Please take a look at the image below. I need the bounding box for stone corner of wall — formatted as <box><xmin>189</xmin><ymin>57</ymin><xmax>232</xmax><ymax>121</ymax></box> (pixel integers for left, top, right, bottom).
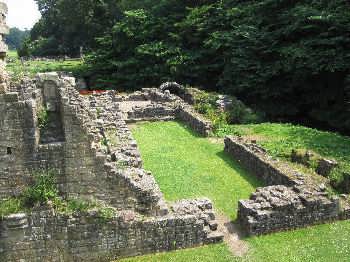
<box><xmin>224</xmin><ymin>135</ymin><xmax>342</xmax><ymax>236</ymax></box>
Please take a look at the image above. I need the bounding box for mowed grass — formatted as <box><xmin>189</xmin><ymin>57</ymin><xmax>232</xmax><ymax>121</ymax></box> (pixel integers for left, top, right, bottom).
<box><xmin>131</xmin><ymin>121</ymin><xmax>262</xmax><ymax>220</ymax></box>
<box><xmin>126</xmin><ymin>121</ymin><xmax>350</xmax><ymax>262</ymax></box>
<box><xmin>122</xmin><ymin>243</ymin><xmax>237</xmax><ymax>262</ymax></box>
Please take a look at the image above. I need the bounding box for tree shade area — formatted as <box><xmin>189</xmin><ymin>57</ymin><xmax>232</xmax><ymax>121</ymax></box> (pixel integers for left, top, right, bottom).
<box><xmin>19</xmin><ymin>0</ymin><xmax>350</xmax><ymax>133</ymax></box>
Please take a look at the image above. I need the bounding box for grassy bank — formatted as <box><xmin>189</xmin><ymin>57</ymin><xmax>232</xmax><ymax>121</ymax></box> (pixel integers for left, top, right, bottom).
<box><xmin>217</xmin><ymin>123</ymin><xmax>350</xmax><ymax>193</ymax></box>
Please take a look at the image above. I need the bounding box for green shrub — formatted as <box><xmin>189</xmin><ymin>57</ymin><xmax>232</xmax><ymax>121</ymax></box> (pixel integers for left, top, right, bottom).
<box><xmin>97</xmin><ymin>207</ymin><xmax>115</xmax><ymax>221</ymax></box>
<box><xmin>192</xmin><ymin>89</ymin><xmax>261</xmax><ymax>131</ymax></box>
<box><xmin>0</xmin><ymin>198</ymin><xmax>24</xmax><ymax>219</ymax></box>
<box><xmin>22</xmin><ymin>170</ymin><xmax>59</xmax><ymax>207</ymax></box>
<box><xmin>37</xmin><ymin>107</ymin><xmax>49</xmax><ymax>129</ymax></box>
<box><xmin>226</xmin><ymin>98</ymin><xmax>263</xmax><ymax>125</ymax></box>
<box><xmin>330</xmin><ymin>170</ymin><xmax>350</xmax><ymax>194</ymax></box>
<box><xmin>67</xmin><ymin>199</ymin><xmax>92</xmax><ymax>213</ymax></box>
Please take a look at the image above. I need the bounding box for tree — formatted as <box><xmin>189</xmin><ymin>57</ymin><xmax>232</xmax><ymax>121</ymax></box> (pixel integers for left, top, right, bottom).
<box><xmin>5</xmin><ymin>28</ymin><xmax>30</xmax><ymax>50</ymax></box>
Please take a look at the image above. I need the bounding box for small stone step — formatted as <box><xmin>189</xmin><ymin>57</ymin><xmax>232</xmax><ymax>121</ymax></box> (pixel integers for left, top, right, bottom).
<box><xmin>205</xmin><ymin>231</ymin><xmax>224</xmax><ymax>244</ymax></box>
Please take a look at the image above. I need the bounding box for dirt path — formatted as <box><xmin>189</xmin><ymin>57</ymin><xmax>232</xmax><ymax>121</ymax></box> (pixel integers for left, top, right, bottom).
<box><xmin>216</xmin><ymin>214</ymin><xmax>249</xmax><ymax>257</ymax></box>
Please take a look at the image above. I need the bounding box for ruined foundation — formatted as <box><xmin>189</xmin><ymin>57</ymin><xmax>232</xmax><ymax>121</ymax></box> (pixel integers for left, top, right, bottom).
<box><xmin>225</xmin><ymin>136</ymin><xmax>341</xmax><ymax>235</ymax></box>
<box><xmin>0</xmin><ymin>73</ymin><xmax>223</xmax><ymax>261</ymax></box>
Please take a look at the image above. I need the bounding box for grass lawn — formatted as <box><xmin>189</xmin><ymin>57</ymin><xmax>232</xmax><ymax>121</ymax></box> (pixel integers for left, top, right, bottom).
<box><xmin>131</xmin><ymin>121</ymin><xmax>262</xmax><ymax>220</ymax></box>
<box><xmin>126</xmin><ymin>121</ymin><xmax>350</xmax><ymax>262</ymax></box>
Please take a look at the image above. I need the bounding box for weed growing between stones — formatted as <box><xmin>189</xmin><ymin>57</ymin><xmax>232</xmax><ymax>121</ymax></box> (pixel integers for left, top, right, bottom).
<box><xmin>192</xmin><ymin>89</ymin><xmax>263</xmax><ymax>131</ymax></box>
<box><xmin>37</xmin><ymin>107</ymin><xmax>50</xmax><ymax>129</ymax></box>
<box><xmin>23</xmin><ymin>169</ymin><xmax>59</xmax><ymax>206</ymax></box>
<box><xmin>100</xmin><ymin>137</ymin><xmax>109</xmax><ymax>147</ymax></box>
<box><xmin>116</xmin><ymin>160</ymin><xmax>129</xmax><ymax>170</ymax></box>
<box><xmin>106</xmin><ymin>129</ymin><xmax>119</xmax><ymax>146</ymax></box>
<box><xmin>0</xmin><ymin>198</ymin><xmax>25</xmax><ymax>219</ymax></box>
<box><xmin>0</xmin><ymin>169</ymin><xmax>116</xmax><ymax>219</ymax></box>
<box><xmin>0</xmin><ymin>169</ymin><xmax>57</xmax><ymax>218</ymax></box>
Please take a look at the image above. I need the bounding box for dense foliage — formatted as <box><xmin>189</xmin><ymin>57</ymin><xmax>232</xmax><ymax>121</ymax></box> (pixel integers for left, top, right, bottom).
<box><xmin>18</xmin><ymin>0</ymin><xmax>123</xmax><ymax>57</ymax></box>
<box><xmin>5</xmin><ymin>28</ymin><xmax>30</xmax><ymax>50</ymax></box>
<box><xmin>23</xmin><ymin>0</ymin><xmax>350</xmax><ymax>133</ymax></box>
<box><xmin>87</xmin><ymin>0</ymin><xmax>350</xmax><ymax>133</ymax></box>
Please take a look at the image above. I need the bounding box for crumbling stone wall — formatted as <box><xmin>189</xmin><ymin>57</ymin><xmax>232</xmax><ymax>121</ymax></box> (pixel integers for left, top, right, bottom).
<box><xmin>0</xmin><ymin>92</ymin><xmax>37</xmax><ymax>199</ymax></box>
<box><xmin>225</xmin><ymin>136</ymin><xmax>341</xmax><ymax>235</ymax></box>
<box><xmin>0</xmin><ymin>199</ymin><xmax>222</xmax><ymax>262</ymax></box>
<box><xmin>238</xmin><ymin>185</ymin><xmax>339</xmax><ymax>235</ymax></box>
<box><xmin>177</xmin><ymin>105</ymin><xmax>213</xmax><ymax>137</ymax></box>
<box><xmin>0</xmin><ymin>73</ymin><xmax>223</xmax><ymax>260</ymax></box>
<box><xmin>117</xmin><ymin>87</ymin><xmax>213</xmax><ymax>137</ymax></box>
<box><xmin>224</xmin><ymin>136</ymin><xmax>302</xmax><ymax>186</ymax></box>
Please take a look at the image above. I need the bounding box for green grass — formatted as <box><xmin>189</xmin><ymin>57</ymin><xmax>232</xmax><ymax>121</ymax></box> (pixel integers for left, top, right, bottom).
<box><xmin>126</xmin><ymin>120</ymin><xmax>350</xmax><ymax>262</ymax></box>
<box><xmin>6</xmin><ymin>50</ymin><xmax>85</xmax><ymax>82</ymax></box>
<box><xmin>132</xmin><ymin>121</ymin><xmax>262</xmax><ymax>219</ymax></box>
<box><xmin>122</xmin><ymin>243</ymin><xmax>237</xmax><ymax>262</ymax></box>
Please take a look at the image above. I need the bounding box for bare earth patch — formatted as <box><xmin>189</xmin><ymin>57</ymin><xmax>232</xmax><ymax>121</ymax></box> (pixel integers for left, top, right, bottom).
<box><xmin>216</xmin><ymin>213</ymin><xmax>249</xmax><ymax>257</ymax></box>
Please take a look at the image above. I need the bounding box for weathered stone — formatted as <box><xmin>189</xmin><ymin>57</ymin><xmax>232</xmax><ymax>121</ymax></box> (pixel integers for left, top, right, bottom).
<box><xmin>225</xmin><ymin>136</ymin><xmax>341</xmax><ymax>236</ymax></box>
<box><xmin>0</xmin><ymin>73</ymin><xmax>223</xmax><ymax>261</ymax></box>
<box><xmin>316</xmin><ymin>158</ymin><xmax>338</xmax><ymax>177</ymax></box>
<box><xmin>115</xmin><ymin>87</ymin><xmax>213</xmax><ymax>137</ymax></box>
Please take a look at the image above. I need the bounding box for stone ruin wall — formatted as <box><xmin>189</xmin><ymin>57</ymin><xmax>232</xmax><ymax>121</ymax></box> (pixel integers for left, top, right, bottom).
<box><xmin>116</xmin><ymin>87</ymin><xmax>213</xmax><ymax>137</ymax></box>
<box><xmin>0</xmin><ymin>73</ymin><xmax>223</xmax><ymax>261</ymax></box>
<box><xmin>224</xmin><ymin>136</ymin><xmax>342</xmax><ymax>235</ymax></box>
<box><xmin>1</xmin><ymin>199</ymin><xmax>222</xmax><ymax>262</ymax></box>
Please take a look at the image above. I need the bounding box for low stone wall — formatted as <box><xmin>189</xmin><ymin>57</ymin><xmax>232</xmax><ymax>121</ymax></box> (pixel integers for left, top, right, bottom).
<box><xmin>0</xmin><ymin>199</ymin><xmax>222</xmax><ymax>262</ymax></box>
<box><xmin>224</xmin><ymin>136</ymin><xmax>341</xmax><ymax>235</ymax></box>
<box><xmin>224</xmin><ymin>136</ymin><xmax>302</xmax><ymax>186</ymax></box>
<box><xmin>238</xmin><ymin>185</ymin><xmax>339</xmax><ymax>235</ymax></box>
<box><xmin>116</xmin><ymin>87</ymin><xmax>213</xmax><ymax>137</ymax></box>
<box><xmin>177</xmin><ymin>106</ymin><xmax>213</xmax><ymax>137</ymax></box>
<box><xmin>126</xmin><ymin>103</ymin><xmax>176</xmax><ymax>123</ymax></box>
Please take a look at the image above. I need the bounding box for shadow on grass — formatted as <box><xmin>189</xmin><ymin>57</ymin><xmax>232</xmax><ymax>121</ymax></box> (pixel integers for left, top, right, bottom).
<box><xmin>216</xmin><ymin>150</ymin><xmax>264</xmax><ymax>189</ymax></box>
<box><xmin>175</xmin><ymin>120</ymin><xmax>204</xmax><ymax>138</ymax></box>
<box><xmin>175</xmin><ymin>120</ymin><xmax>264</xmax><ymax>189</ymax></box>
